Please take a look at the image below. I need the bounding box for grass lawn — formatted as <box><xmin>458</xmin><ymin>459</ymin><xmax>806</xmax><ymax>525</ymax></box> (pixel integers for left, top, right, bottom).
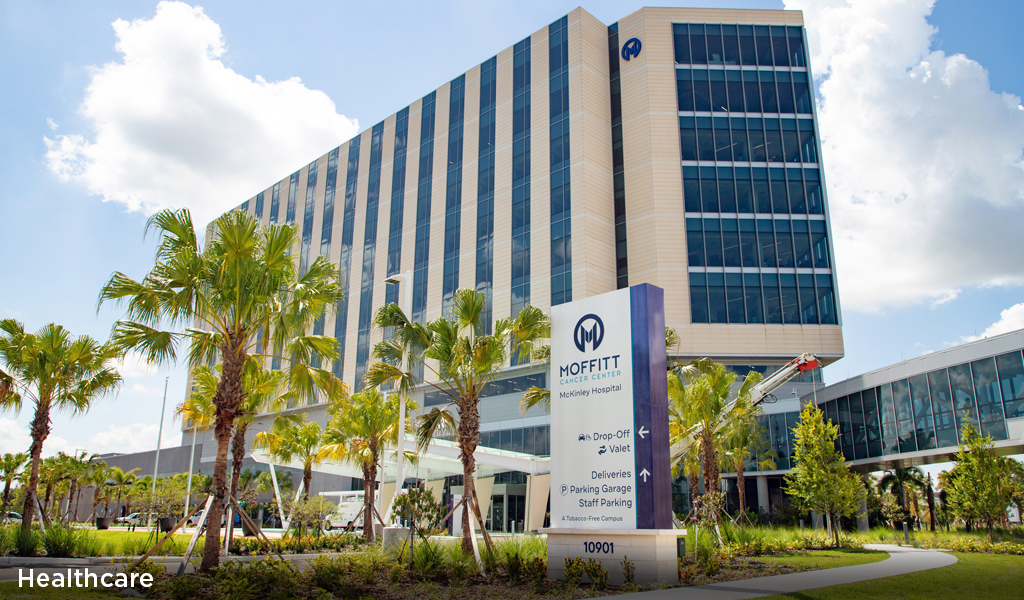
<box><xmin>755</xmin><ymin>549</ymin><xmax>887</xmax><ymax>570</ymax></box>
<box><xmin>761</xmin><ymin>552</ymin><xmax>1024</xmax><ymax>600</ymax></box>
<box><xmin>77</xmin><ymin>529</ymin><xmax>204</xmax><ymax>557</ymax></box>
<box><xmin>0</xmin><ymin>582</ymin><xmax>121</xmax><ymax>599</ymax></box>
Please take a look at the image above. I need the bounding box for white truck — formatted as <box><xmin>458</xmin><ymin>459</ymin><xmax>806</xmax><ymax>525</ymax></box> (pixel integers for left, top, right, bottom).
<box><xmin>322</xmin><ymin>491</ymin><xmax>366</xmax><ymax>531</ymax></box>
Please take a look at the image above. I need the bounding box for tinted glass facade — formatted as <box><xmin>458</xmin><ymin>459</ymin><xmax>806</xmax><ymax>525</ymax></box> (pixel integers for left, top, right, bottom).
<box><xmin>674</xmin><ymin>23</ymin><xmax>837</xmax><ymax>326</ymax></box>
<box><xmin>510</xmin><ymin>37</ymin><xmax>532</xmax><ymax>320</ymax></box>
<box><xmin>817</xmin><ymin>347</ymin><xmax>1024</xmax><ymax>460</ymax></box>
<box><xmin>549</xmin><ymin>16</ymin><xmax>572</xmax><ymax>306</ymax></box>
<box><xmin>476</xmin><ymin>58</ymin><xmax>497</xmax><ymax>330</ymax></box>
<box><xmin>354</xmin><ymin>123</ymin><xmax>386</xmax><ymax>388</ymax></box>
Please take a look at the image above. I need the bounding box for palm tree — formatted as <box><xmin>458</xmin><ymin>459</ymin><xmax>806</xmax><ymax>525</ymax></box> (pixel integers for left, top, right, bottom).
<box><xmin>668</xmin><ymin>370</ymin><xmax>703</xmax><ymax>508</ymax></box>
<box><xmin>320</xmin><ymin>388</ymin><xmax>416</xmax><ymax>544</ymax></box>
<box><xmin>719</xmin><ymin>394</ymin><xmax>775</xmax><ymax>524</ymax></box>
<box><xmin>253</xmin><ymin>416</ymin><xmax>332</xmax><ymax>504</ymax></box>
<box><xmin>107</xmin><ymin>466</ymin><xmax>141</xmax><ymax>518</ymax></box>
<box><xmin>84</xmin><ymin>460</ymin><xmax>109</xmax><ymax>521</ymax></box>
<box><xmin>670</xmin><ymin>358</ymin><xmax>762</xmax><ymax>523</ymax></box>
<box><xmin>99</xmin><ymin>208</ymin><xmax>345</xmax><ymax>571</ymax></box>
<box><xmin>367</xmin><ymin>288</ymin><xmax>548</xmax><ymax>554</ymax></box>
<box><xmin>878</xmin><ymin>466</ymin><xmax>926</xmax><ymax>526</ymax></box>
<box><xmin>0</xmin><ymin>320</ymin><xmax>122</xmax><ymax>533</ymax></box>
<box><xmin>59</xmin><ymin>451</ymin><xmax>100</xmax><ymax>524</ymax></box>
<box><xmin>0</xmin><ymin>452</ymin><xmax>28</xmax><ymax>514</ymax></box>
<box><xmin>186</xmin><ymin>361</ymin><xmax>296</xmax><ymax>508</ymax></box>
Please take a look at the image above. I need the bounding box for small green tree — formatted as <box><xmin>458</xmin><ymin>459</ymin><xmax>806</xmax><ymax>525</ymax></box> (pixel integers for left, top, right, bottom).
<box><xmin>946</xmin><ymin>422</ymin><xmax>1014</xmax><ymax>540</ymax></box>
<box><xmin>784</xmin><ymin>404</ymin><xmax>864</xmax><ymax>546</ymax></box>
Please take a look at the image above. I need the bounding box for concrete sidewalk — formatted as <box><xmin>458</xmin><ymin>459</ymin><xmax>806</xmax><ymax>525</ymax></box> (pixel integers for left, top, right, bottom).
<box><xmin>616</xmin><ymin>545</ymin><xmax>958</xmax><ymax>599</ymax></box>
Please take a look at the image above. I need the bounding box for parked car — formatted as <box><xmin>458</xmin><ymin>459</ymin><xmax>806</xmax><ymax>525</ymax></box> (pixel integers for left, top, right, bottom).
<box><xmin>1</xmin><ymin>511</ymin><xmax>22</xmax><ymax>525</ymax></box>
<box><xmin>324</xmin><ymin>492</ymin><xmax>365</xmax><ymax>531</ymax></box>
<box><xmin>119</xmin><ymin>513</ymin><xmax>148</xmax><ymax>526</ymax></box>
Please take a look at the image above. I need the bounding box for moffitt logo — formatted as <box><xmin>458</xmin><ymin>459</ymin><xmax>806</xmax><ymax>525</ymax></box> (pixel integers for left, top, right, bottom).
<box><xmin>621</xmin><ymin>37</ymin><xmax>642</xmax><ymax>61</ymax></box>
<box><xmin>574</xmin><ymin>314</ymin><xmax>604</xmax><ymax>352</ymax></box>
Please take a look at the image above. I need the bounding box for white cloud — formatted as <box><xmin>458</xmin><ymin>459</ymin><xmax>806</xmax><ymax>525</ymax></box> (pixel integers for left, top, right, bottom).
<box><xmin>88</xmin><ymin>423</ymin><xmax>177</xmax><ymax>454</ymax></box>
<box><xmin>786</xmin><ymin>0</ymin><xmax>1024</xmax><ymax>312</ymax></box>
<box><xmin>115</xmin><ymin>351</ymin><xmax>159</xmax><ymax>379</ymax></box>
<box><xmin>44</xmin><ymin>1</ymin><xmax>358</xmax><ymax>227</ymax></box>
<box><xmin>0</xmin><ymin>418</ymin><xmax>74</xmax><ymax>457</ymax></box>
<box><xmin>45</xmin><ymin>118</ymin><xmax>58</xmax><ymax>131</ymax></box>
<box><xmin>961</xmin><ymin>302</ymin><xmax>1024</xmax><ymax>343</ymax></box>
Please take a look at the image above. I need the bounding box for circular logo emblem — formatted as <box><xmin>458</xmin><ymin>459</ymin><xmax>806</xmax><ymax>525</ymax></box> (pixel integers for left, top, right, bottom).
<box><xmin>621</xmin><ymin>37</ymin><xmax>642</xmax><ymax>61</ymax></box>
<box><xmin>573</xmin><ymin>313</ymin><xmax>605</xmax><ymax>353</ymax></box>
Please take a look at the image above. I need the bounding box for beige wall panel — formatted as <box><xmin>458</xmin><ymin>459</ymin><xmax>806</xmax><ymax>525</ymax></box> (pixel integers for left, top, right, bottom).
<box><xmin>491</xmin><ymin>47</ymin><xmax>515</xmax><ymax>321</ymax></box>
<box><xmin>672</xmin><ymin>324</ymin><xmax>843</xmax><ymax>363</ymax></box>
<box><xmin>424</xmin><ymin>84</ymin><xmax>451</xmax><ymax>323</ymax></box>
<box><xmin>529</xmin><ymin>28</ymin><xmax>552</xmax><ymax>313</ymax></box>
<box><xmin>572</xmin><ymin>9</ymin><xmax>617</xmax><ymax>300</ymax></box>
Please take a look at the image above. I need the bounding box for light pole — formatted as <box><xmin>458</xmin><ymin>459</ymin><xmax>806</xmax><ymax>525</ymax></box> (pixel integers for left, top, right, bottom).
<box><xmin>382</xmin><ymin>270</ymin><xmax>412</xmax><ymax>523</ymax></box>
<box><xmin>149</xmin><ymin>376</ymin><xmax>169</xmax><ymax>528</ymax></box>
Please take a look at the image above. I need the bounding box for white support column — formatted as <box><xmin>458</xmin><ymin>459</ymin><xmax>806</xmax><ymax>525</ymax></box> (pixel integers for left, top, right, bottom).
<box><xmin>756</xmin><ymin>475</ymin><xmax>770</xmax><ymax>514</ymax></box>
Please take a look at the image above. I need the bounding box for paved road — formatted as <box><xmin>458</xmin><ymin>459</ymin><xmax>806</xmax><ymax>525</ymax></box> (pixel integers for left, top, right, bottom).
<box><xmin>616</xmin><ymin>545</ymin><xmax>958</xmax><ymax>599</ymax></box>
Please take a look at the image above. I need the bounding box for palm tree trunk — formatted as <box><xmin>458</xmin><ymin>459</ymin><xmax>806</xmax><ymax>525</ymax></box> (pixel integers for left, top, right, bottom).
<box><xmin>700</xmin><ymin>432</ymin><xmax>720</xmax><ymax>507</ymax></box>
<box><xmin>302</xmin><ymin>465</ymin><xmax>312</xmax><ymax>503</ymax></box>
<box><xmin>2</xmin><ymin>481</ymin><xmax>12</xmax><ymax>513</ymax></box>
<box><xmin>736</xmin><ymin>469</ymin><xmax>747</xmax><ymax>525</ymax></box>
<box><xmin>66</xmin><ymin>481</ymin><xmax>78</xmax><ymax>524</ymax></box>
<box><xmin>364</xmin><ymin>460</ymin><xmax>377</xmax><ymax>544</ymax></box>
<box><xmin>199</xmin><ymin>340</ymin><xmax>246</xmax><ymax>573</ymax></box>
<box><xmin>21</xmin><ymin>403</ymin><xmax>51</xmax><ymax>535</ymax></box>
<box><xmin>457</xmin><ymin>401</ymin><xmax>493</xmax><ymax>554</ymax></box>
<box><xmin>229</xmin><ymin>423</ymin><xmax>248</xmax><ymax>503</ymax></box>
<box><xmin>926</xmin><ymin>485</ymin><xmax>935</xmax><ymax>532</ymax></box>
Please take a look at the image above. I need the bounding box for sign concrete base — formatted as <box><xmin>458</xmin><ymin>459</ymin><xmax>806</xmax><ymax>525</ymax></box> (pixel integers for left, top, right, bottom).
<box><xmin>544</xmin><ymin>528</ymin><xmax>684</xmax><ymax>587</ymax></box>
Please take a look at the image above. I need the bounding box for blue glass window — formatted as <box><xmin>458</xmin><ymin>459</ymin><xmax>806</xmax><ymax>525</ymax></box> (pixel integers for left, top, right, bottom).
<box><xmin>707</xmin><ymin>273</ymin><xmax>726</xmax><ymax>323</ymax></box>
<box><xmin>996</xmin><ymin>351</ymin><xmax>1024</xmax><ymax>418</ymax></box>
<box><xmin>442</xmin><ymin>75</ymin><xmax>466</xmax><ymax>314</ymax></box>
<box><xmin>476</xmin><ymin>58</ymin><xmax>497</xmax><ymax>328</ymax></box>
<box><xmin>332</xmin><ymin>136</ymin><xmax>361</xmax><ymax>376</ymax></box>
<box><xmin>948</xmin><ymin>363</ymin><xmax>980</xmax><ymax>434</ymax></box>
<box><xmin>909</xmin><ymin>374</ymin><xmax>937</xmax><ymax>451</ymax></box>
<box><xmin>254</xmin><ymin>192</ymin><xmax>264</xmax><ymax>221</ymax></box>
<box><xmin>689</xmin><ymin>272</ymin><xmax>708</xmax><ymax>323</ymax></box>
<box><xmin>354</xmin><ymin>122</ymin><xmax>385</xmax><ymax>387</ymax></box>
<box><xmin>286</xmin><ymin>171</ymin><xmax>299</xmax><ymax>224</ymax></box>
<box><xmin>412</xmin><ymin>91</ymin><xmax>436</xmax><ymax>326</ymax></box>
<box><xmin>269</xmin><ymin>182</ymin><xmax>281</xmax><ymax>224</ymax></box>
<box><xmin>510</xmin><ymin>36</ymin><xmax>532</xmax><ymax>322</ymax></box>
<box><xmin>971</xmin><ymin>357</ymin><xmax>1007</xmax><ymax>440</ymax></box>
<box><xmin>550</xmin><ymin>16</ymin><xmax>572</xmax><ymax>306</ymax></box>
<box><xmin>299</xmin><ymin>159</ymin><xmax>319</xmax><ymax>274</ymax></box>
<box><xmin>927</xmin><ymin>369</ymin><xmax>958</xmax><ymax>447</ymax></box>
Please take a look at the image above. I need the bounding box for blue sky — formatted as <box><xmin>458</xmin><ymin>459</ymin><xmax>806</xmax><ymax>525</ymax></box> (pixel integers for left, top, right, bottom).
<box><xmin>1</xmin><ymin>0</ymin><xmax>1023</xmax><ymax>458</ymax></box>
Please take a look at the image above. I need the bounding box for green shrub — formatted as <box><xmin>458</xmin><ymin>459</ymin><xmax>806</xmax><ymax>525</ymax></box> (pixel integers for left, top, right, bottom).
<box><xmin>103</xmin><ymin>540</ymin><xmax>117</xmax><ymax>557</ymax></box>
<box><xmin>162</xmin><ymin>574</ymin><xmax>206</xmax><ymax>600</ymax></box>
<box><xmin>120</xmin><ymin>535</ymin><xmax>149</xmax><ymax>557</ymax></box>
<box><xmin>14</xmin><ymin>527</ymin><xmax>40</xmax><ymax>557</ymax></box>
<box><xmin>0</xmin><ymin>525</ymin><xmax>12</xmax><ymax>555</ymax></box>
<box><xmin>76</xmin><ymin>531</ymin><xmax>103</xmax><ymax>557</ymax></box>
<box><xmin>621</xmin><ymin>555</ymin><xmax>635</xmax><ymax>584</ymax></box>
<box><xmin>584</xmin><ymin>558</ymin><xmax>609</xmax><ymax>589</ymax></box>
<box><xmin>215</xmin><ymin>559</ymin><xmax>301</xmax><ymax>600</ymax></box>
<box><xmin>527</xmin><ymin>555</ymin><xmax>547</xmax><ymax>583</ymax></box>
<box><xmin>307</xmin><ymin>554</ymin><xmax>356</xmax><ymax>592</ymax></box>
<box><xmin>563</xmin><ymin>556</ymin><xmax>585</xmax><ymax>586</ymax></box>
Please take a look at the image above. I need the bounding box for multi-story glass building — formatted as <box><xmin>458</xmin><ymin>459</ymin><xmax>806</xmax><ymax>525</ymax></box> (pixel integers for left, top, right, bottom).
<box><xmin>178</xmin><ymin>7</ymin><xmax>845</xmax><ymax>531</ymax></box>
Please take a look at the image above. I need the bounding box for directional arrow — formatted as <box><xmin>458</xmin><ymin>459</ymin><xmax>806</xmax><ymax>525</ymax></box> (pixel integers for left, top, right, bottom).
<box><xmin>637</xmin><ymin>426</ymin><xmax>649</xmax><ymax>440</ymax></box>
<box><xmin>639</xmin><ymin>468</ymin><xmax>651</xmax><ymax>482</ymax></box>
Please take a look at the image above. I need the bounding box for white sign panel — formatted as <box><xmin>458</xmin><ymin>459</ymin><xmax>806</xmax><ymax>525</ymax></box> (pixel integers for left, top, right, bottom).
<box><xmin>549</xmin><ymin>288</ymin><xmax>637</xmax><ymax>528</ymax></box>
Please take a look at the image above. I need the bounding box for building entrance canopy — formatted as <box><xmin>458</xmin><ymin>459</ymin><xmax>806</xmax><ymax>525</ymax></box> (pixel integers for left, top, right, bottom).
<box><xmin>249</xmin><ymin>436</ymin><xmax>551</xmax><ymax>483</ymax></box>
